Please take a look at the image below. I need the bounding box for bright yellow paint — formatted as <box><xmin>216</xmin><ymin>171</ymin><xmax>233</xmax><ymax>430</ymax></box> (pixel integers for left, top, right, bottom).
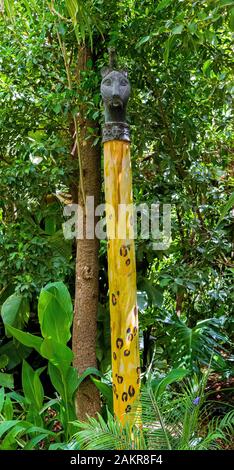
<box><xmin>104</xmin><ymin>140</ymin><xmax>140</xmax><ymax>423</ymax></box>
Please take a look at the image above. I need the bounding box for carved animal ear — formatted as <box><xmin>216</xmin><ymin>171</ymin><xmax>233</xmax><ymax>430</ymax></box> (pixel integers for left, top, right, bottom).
<box><xmin>120</xmin><ymin>69</ymin><xmax>128</xmax><ymax>78</ymax></box>
<box><xmin>101</xmin><ymin>67</ymin><xmax>111</xmax><ymax>78</ymax></box>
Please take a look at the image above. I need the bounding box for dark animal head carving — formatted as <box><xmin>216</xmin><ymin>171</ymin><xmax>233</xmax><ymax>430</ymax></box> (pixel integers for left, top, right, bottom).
<box><xmin>101</xmin><ymin>69</ymin><xmax>130</xmax><ymax>123</ymax></box>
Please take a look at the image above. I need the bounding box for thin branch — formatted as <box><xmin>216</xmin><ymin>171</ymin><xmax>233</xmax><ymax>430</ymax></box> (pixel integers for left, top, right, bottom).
<box><xmin>56</xmin><ymin>28</ymin><xmax>86</xmax><ymax>207</ymax></box>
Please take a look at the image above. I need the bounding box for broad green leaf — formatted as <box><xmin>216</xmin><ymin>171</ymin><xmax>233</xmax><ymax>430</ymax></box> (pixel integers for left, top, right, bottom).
<box><xmin>38</xmin><ymin>282</ymin><xmax>73</xmax><ymax>344</ymax></box>
<box><xmin>138</xmin><ymin>278</ymin><xmax>163</xmax><ymax>307</ymax></box>
<box><xmin>48</xmin><ymin>362</ymin><xmax>66</xmax><ymax>399</ymax></box>
<box><xmin>3</xmin><ymin>395</ymin><xmax>13</xmax><ymax>420</ymax></box>
<box><xmin>0</xmin><ymin>420</ymin><xmax>20</xmax><ymax>439</ymax></box>
<box><xmin>77</xmin><ymin>367</ymin><xmax>102</xmax><ymax>390</ymax></box>
<box><xmin>7</xmin><ymin>390</ymin><xmax>26</xmax><ymax>405</ymax></box>
<box><xmin>6</xmin><ymin>325</ymin><xmax>43</xmax><ymax>354</ymax></box>
<box><xmin>66</xmin><ymin>367</ymin><xmax>79</xmax><ymax>397</ymax></box>
<box><xmin>48</xmin><ymin>363</ymin><xmax>78</xmax><ymax>403</ymax></box>
<box><xmin>40</xmin><ymin>398</ymin><xmax>59</xmax><ymax>415</ymax></box>
<box><xmin>152</xmin><ymin>368</ymin><xmax>188</xmax><ymax>398</ymax></box>
<box><xmin>0</xmin><ymin>422</ymin><xmax>54</xmax><ymax>450</ymax></box>
<box><xmin>0</xmin><ymin>354</ymin><xmax>8</xmax><ymax>369</ymax></box>
<box><xmin>33</xmin><ymin>371</ymin><xmax>45</xmax><ymax>410</ymax></box>
<box><xmin>0</xmin><ymin>340</ymin><xmax>31</xmax><ymax>370</ymax></box>
<box><xmin>40</xmin><ymin>338</ymin><xmax>73</xmax><ymax>367</ymax></box>
<box><xmin>1</xmin><ymin>293</ymin><xmax>29</xmax><ymax>335</ymax></box>
<box><xmin>0</xmin><ymin>372</ymin><xmax>14</xmax><ymax>389</ymax></box>
<box><xmin>23</xmin><ymin>433</ymin><xmax>51</xmax><ymax>450</ymax></box>
<box><xmin>22</xmin><ymin>361</ymin><xmax>44</xmax><ymax>410</ymax></box>
<box><xmin>91</xmin><ymin>378</ymin><xmax>113</xmax><ymax>413</ymax></box>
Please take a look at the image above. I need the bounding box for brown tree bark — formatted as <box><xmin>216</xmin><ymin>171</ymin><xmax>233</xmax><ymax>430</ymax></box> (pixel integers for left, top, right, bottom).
<box><xmin>72</xmin><ymin>46</ymin><xmax>101</xmax><ymax>420</ymax></box>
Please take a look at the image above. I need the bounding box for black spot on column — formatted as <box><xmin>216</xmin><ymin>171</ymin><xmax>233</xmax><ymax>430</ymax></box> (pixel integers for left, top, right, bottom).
<box><xmin>117</xmin><ymin>376</ymin><xmax>123</xmax><ymax>384</ymax></box>
<box><xmin>124</xmin><ymin>349</ymin><xmax>130</xmax><ymax>356</ymax></box>
<box><xmin>128</xmin><ymin>385</ymin><xmax>135</xmax><ymax>397</ymax></box>
<box><xmin>116</xmin><ymin>338</ymin><xmax>123</xmax><ymax>349</ymax></box>
<box><xmin>120</xmin><ymin>245</ymin><xmax>128</xmax><ymax>257</ymax></box>
<box><xmin>122</xmin><ymin>392</ymin><xmax>128</xmax><ymax>402</ymax></box>
<box><xmin>112</xmin><ymin>294</ymin><xmax>117</xmax><ymax>305</ymax></box>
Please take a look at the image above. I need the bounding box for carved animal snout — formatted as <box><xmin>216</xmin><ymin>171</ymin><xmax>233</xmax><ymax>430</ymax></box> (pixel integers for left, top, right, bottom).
<box><xmin>112</xmin><ymin>92</ymin><xmax>123</xmax><ymax>108</ymax></box>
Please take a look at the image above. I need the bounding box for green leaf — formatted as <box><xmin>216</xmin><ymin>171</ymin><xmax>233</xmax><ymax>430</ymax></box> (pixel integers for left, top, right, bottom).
<box><xmin>66</xmin><ymin>367</ymin><xmax>79</xmax><ymax>398</ymax></box>
<box><xmin>40</xmin><ymin>338</ymin><xmax>73</xmax><ymax>367</ymax></box>
<box><xmin>163</xmin><ymin>35</ymin><xmax>175</xmax><ymax>64</ymax></box>
<box><xmin>1</xmin><ymin>293</ymin><xmax>29</xmax><ymax>335</ymax></box>
<box><xmin>48</xmin><ymin>363</ymin><xmax>65</xmax><ymax>399</ymax></box>
<box><xmin>217</xmin><ymin>192</ymin><xmax>234</xmax><ymax>226</ymax></box>
<box><xmin>155</xmin><ymin>0</ymin><xmax>172</xmax><ymax>14</ymax></box>
<box><xmin>0</xmin><ymin>372</ymin><xmax>14</xmax><ymax>389</ymax></box>
<box><xmin>0</xmin><ymin>340</ymin><xmax>32</xmax><ymax>370</ymax></box>
<box><xmin>152</xmin><ymin>368</ymin><xmax>188</xmax><ymax>398</ymax></box>
<box><xmin>230</xmin><ymin>8</ymin><xmax>234</xmax><ymax>30</ymax></box>
<box><xmin>77</xmin><ymin>367</ymin><xmax>102</xmax><ymax>389</ymax></box>
<box><xmin>3</xmin><ymin>395</ymin><xmax>13</xmax><ymax>420</ymax></box>
<box><xmin>48</xmin><ymin>363</ymin><xmax>78</xmax><ymax>403</ymax></box>
<box><xmin>22</xmin><ymin>361</ymin><xmax>44</xmax><ymax>410</ymax></box>
<box><xmin>57</xmin><ymin>22</ymin><xmax>66</xmax><ymax>36</ymax></box>
<box><xmin>0</xmin><ymin>421</ymin><xmax>55</xmax><ymax>450</ymax></box>
<box><xmin>6</xmin><ymin>325</ymin><xmax>43</xmax><ymax>354</ymax></box>
<box><xmin>0</xmin><ymin>421</ymin><xmax>20</xmax><ymax>439</ymax></box>
<box><xmin>23</xmin><ymin>433</ymin><xmax>52</xmax><ymax>450</ymax></box>
<box><xmin>38</xmin><ymin>282</ymin><xmax>73</xmax><ymax>344</ymax></box>
<box><xmin>136</xmin><ymin>35</ymin><xmax>151</xmax><ymax>48</ymax></box>
<box><xmin>53</xmin><ymin>103</ymin><xmax>61</xmax><ymax>114</ymax></box>
<box><xmin>39</xmin><ymin>398</ymin><xmax>59</xmax><ymax>415</ymax></box>
<box><xmin>0</xmin><ymin>354</ymin><xmax>8</xmax><ymax>369</ymax></box>
<box><xmin>4</xmin><ymin>0</ymin><xmax>15</xmax><ymax>20</ymax></box>
<box><xmin>91</xmin><ymin>378</ymin><xmax>113</xmax><ymax>413</ymax></box>
<box><xmin>65</xmin><ymin>0</ymin><xmax>78</xmax><ymax>25</ymax></box>
<box><xmin>219</xmin><ymin>0</ymin><xmax>234</xmax><ymax>7</ymax></box>
<box><xmin>171</xmin><ymin>24</ymin><xmax>184</xmax><ymax>35</ymax></box>
<box><xmin>202</xmin><ymin>59</ymin><xmax>213</xmax><ymax>76</ymax></box>
<box><xmin>138</xmin><ymin>278</ymin><xmax>163</xmax><ymax>307</ymax></box>
<box><xmin>0</xmin><ymin>388</ymin><xmax>4</xmax><ymax>413</ymax></box>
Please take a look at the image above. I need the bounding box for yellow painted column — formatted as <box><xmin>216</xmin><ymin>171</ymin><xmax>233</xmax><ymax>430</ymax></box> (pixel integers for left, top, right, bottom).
<box><xmin>103</xmin><ymin>140</ymin><xmax>140</xmax><ymax>423</ymax></box>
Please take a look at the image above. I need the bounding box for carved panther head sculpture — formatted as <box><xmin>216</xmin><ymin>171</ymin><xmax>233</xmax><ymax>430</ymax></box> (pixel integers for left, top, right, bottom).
<box><xmin>101</xmin><ymin>68</ymin><xmax>130</xmax><ymax>123</ymax></box>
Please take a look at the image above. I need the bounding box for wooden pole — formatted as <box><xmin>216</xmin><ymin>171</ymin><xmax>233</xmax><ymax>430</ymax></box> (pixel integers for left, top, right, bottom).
<box><xmin>103</xmin><ymin>140</ymin><xmax>140</xmax><ymax>423</ymax></box>
<box><xmin>101</xmin><ymin>50</ymin><xmax>141</xmax><ymax>423</ymax></box>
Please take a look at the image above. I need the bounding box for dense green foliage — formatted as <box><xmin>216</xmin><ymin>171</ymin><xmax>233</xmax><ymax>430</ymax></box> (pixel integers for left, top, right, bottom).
<box><xmin>0</xmin><ymin>0</ymin><xmax>233</xmax><ymax>450</ymax></box>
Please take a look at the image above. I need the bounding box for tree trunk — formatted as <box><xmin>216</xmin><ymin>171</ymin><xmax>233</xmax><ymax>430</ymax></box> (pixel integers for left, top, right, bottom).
<box><xmin>72</xmin><ymin>46</ymin><xmax>101</xmax><ymax>420</ymax></box>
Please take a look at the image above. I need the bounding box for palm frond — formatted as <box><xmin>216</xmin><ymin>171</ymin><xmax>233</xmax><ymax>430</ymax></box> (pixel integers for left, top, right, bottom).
<box><xmin>71</xmin><ymin>373</ymin><xmax>233</xmax><ymax>451</ymax></box>
<box><xmin>72</xmin><ymin>411</ymin><xmax>146</xmax><ymax>450</ymax></box>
